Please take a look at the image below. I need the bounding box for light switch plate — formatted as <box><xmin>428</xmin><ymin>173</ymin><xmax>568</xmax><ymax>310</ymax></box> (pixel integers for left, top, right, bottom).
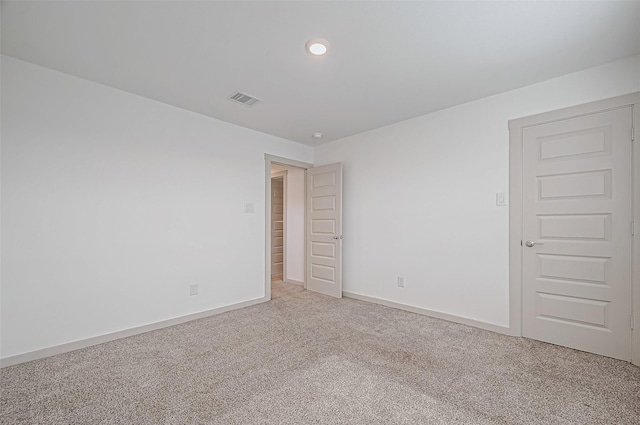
<box><xmin>496</xmin><ymin>192</ymin><xmax>507</xmax><ymax>207</ymax></box>
<box><xmin>244</xmin><ymin>203</ymin><xmax>254</xmax><ymax>213</ymax></box>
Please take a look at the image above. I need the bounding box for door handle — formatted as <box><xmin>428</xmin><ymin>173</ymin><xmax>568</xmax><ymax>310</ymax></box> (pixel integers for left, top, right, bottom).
<box><xmin>333</xmin><ymin>235</ymin><xmax>343</xmax><ymax>240</ymax></box>
<box><xmin>524</xmin><ymin>240</ymin><xmax>544</xmax><ymax>247</ymax></box>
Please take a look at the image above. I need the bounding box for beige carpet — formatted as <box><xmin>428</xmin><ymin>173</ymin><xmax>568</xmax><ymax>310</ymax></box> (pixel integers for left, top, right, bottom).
<box><xmin>1</xmin><ymin>281</ymin><xmax>639</xmax><ymax>424</ymax></box>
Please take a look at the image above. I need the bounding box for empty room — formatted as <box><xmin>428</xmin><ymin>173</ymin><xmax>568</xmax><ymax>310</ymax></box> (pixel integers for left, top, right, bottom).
<box><xmin>1</xmin><ymin>1</ymin><xmax>640</xmax><ymax>424</ymax></box>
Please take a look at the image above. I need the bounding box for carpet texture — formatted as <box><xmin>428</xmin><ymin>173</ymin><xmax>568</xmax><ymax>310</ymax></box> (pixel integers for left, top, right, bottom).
<box><xmin>1</xmin><ymin>281</ymin><xmax>639</xmax><ymax>424</ymax></box>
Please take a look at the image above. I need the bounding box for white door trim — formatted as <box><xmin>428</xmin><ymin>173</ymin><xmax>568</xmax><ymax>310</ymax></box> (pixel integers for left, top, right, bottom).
<box><xmin>264</xmin><ymin>154</ymin><xmax>313</xmax><ymax>300</ymax></box>
<box><xmin>508</xmin><ymin>92</ymin><xmax>640</xmax><ymax>365</ymax></box>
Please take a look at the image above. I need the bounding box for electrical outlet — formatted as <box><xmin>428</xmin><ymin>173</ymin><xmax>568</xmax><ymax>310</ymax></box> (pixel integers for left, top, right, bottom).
<box><xmin>190</xmin><ymin>284</ymin><xmax>199</xmax><ymax>296</ymax></box>
<box><xmin>397</xmin><ymin>277</ymin><xmax>405</xmax><ymax>288</ymax></box>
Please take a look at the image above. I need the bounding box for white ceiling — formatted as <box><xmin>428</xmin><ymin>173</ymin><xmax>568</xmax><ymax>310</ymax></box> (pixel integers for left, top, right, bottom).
<box><xmin>3</xmin><ymin>1</ymin><xmax>640</xmax><ymax>146</ymax></box>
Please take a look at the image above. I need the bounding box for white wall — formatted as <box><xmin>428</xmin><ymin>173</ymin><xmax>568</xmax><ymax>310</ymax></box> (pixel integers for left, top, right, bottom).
<box><xmin>315</xmin><ymin>54</ymin><xmax>640</xmax><ymax>328</ymax></box>
<box><xmin>0</xmin><ymin>56</ymin><xmax>313</xmax><ymax>359</ymax></box>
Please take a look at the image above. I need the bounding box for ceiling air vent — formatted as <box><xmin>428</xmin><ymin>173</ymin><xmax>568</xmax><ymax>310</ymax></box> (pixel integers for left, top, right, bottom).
<box><xmin>228</xmin><ymin>91</ymin><xmax>262</xmax><ymax>107</ymax></box>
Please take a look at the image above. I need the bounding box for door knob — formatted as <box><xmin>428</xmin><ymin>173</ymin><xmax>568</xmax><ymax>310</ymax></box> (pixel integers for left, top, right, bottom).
<box><xmin>525</xmin><ymin>240</ymin><xmax>544</xmax><ymax>247</ymax></box>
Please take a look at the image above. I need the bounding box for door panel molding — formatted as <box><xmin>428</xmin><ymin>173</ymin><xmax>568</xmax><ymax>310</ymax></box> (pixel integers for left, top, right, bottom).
<box><xmin>509</xmin><ymin>92</ymin><xmax>640</xmax><ymax>365</ymax></box>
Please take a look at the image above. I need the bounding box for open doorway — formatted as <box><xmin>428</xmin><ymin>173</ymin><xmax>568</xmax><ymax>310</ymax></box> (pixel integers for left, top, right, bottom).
<box><xmin>270</xmin><ymin>171</ymin><xmax>285</xmax><ymax>283</ymax></box>
<box><xmin>270</xmin><ymin>164</ymin><xmax>305</xmax><ymax>298</ymax></box>
<box><xmin>265</xmin><ymin>155</ymin><xmax>312</xmax><ymax>300</ymax></box>
<box><xmin>270</xmin><ymin>163</ymin><xmax>305</xmax><ymax>286</ymax></box>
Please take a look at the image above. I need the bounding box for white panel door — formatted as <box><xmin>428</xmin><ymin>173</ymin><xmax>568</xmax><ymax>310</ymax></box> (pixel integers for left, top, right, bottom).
<box><xmin>522</xmin><ymin>107</ymin><xmax>633</xmax><ymax>360</ymax></box>
<box><xmin>306</xmin><ymin>163</ymin><xmax>342</xmax><ymax>298</ymax></box>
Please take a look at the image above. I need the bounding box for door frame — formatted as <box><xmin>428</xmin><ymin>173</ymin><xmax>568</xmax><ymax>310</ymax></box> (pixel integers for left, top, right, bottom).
<box><xmin>264</xmin><ymin>154</ymin><xmax>313</xmax><ymax>300</ymax></box>
<box><xmin>508</xmin><ymin>92</ymin><xmax>640</xmax><ymax>366</ymax></box>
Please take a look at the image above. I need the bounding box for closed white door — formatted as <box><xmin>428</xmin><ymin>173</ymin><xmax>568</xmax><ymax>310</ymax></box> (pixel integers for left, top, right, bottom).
<box><xmin>522</xmin><ymin>107</ymin><xmax>633</xmax><ymax>360</ymax></box>
<box><xmin>306</xmin><ymin>163</ymin><xmax>342</xmax><ymax>298</ymax></box>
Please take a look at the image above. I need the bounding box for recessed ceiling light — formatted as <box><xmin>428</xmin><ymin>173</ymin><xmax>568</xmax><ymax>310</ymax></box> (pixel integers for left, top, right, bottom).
<box><xmin>313</xmin><ymin>132</ymin><xmax>323</xmax><ymax>139</ymax></box>
<box><xmin>305</xmin><ymin>38</ymin><xmax>330</xmax><ymax>56</ymax></box>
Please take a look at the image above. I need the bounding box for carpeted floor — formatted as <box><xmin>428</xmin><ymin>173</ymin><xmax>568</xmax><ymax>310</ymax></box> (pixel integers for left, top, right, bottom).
<box><xmin>1</xmin><ymin>281</ymin><xmax>639</xmax><ymax>424</ymax></box>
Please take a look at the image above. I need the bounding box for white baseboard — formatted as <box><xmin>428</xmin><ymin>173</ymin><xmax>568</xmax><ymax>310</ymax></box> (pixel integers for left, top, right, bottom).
<box><xmin>283</xmin><ymin>278</ymin><xmax>304</xmax><ymax>286</ymax></box>
<box><xmin>342</xmin><ymin>291</ymin><xmax>515</xmax><ymax>336</ymax></box>
<box><xmin>0</xmin><ymin>296</ymin><xmax>269</xmax><ymax>368</ymax></box>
